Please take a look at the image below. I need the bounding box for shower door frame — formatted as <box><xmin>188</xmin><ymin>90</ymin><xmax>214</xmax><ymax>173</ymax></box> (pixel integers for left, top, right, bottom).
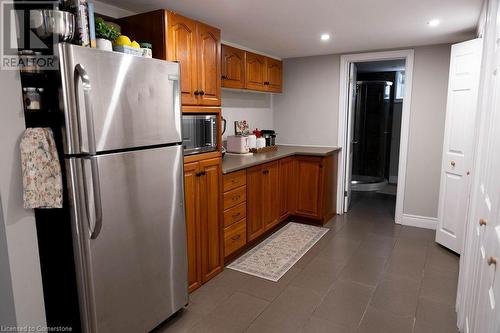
<box><xmin>337</xmin><ymin>49</ymin><xmax>415</xmax><ymax>225</ymax></box>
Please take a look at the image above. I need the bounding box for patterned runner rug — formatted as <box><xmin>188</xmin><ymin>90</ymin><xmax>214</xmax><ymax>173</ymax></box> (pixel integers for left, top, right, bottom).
<box><xmin>227</xmin><ymin>222</ymin><xmax>329</xmax><ymax>282</ymax></box>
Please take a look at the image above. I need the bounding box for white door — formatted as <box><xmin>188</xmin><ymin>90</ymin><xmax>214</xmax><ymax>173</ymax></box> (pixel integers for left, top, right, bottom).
<box><xmin>344</xmin><ymin>63</ymin><xmax>357</xmax><ymax>211</ymax></box>
<box><xmin>436</xmin><ymin>38</ymin><xmax>483</xmax><ymax>254</ymax></box>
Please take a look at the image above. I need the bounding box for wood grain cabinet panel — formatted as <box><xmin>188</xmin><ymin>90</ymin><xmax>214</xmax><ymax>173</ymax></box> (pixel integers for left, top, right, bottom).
<box><xmin>196</xmin><ymin>23</ymin><xmax>221</xmax><ymax>106</ymax></box>
<box><xmin>265</xmin><ymin>57</ymin><xmax>283</xmax><ymax>93</ymax></box>
<box><xmin>224</xmin><ymin>219</ymin><xmax>247</xmax><ymax>257</ymax></box>
<box><xmin>261</xmin><ymin>161</ymin><xmax>280</xmax><ymax>229</ymax></box>
<box><xmin>183</xmin><ymin>162</ymin><xmax>201</xmax><ymax>292</ymax></box>
<box><xmin>223</xmin><ymin>202</ymin><xmax>246</xmax><ymax>228</ymax></box>
<box><xmin>166</xmin><ymin>12</ymin><xmax>199</xmax><ymax>105</ymax></box>
<box><xmin>245</xmin><ymin>52</ymin><xmax>267</xmax><ymax>91</ymax></box>
<box><xmin>223</xmin><ymin>186</ymin><xmax>247</xmax><ymax>210</ymax></box>
<box><xmin>295</xmin><ymin>157</ymin><xmax>324</xmax><ymax>219</ymax></box>
<box><xmin>246</xmin><ymin>165</ymin><xmax>265</xmax><ymax>241</ymax></box>
<box><xmin>182</xmin><ymin>158</ymin><xmax>222</xmax><ymax>292</ymax></box>
<box><xmin>222</xmin><ymin>45</ymin><xmax>245</xmax><ymax>89</ymax></box>
<box><xmin>198</xmin><ymin>158</ymin><xmax>223</xmax><ymax>283</ymax></box>
<box><xmin>278</xmin><ymin>157</ymin><xmax>297</xmax><ymax>219</ymax></box>
<box><xmin>223</xmin><ymin>169</ymin><xmax>246</xmax><ymax>192</ymax></box>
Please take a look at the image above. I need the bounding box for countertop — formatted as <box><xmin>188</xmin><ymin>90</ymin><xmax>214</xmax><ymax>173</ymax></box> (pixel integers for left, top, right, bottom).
<box><xmin>222</xmin><ymin>145</ymin><xmax>341</xmax><ymax>174</ymax></box>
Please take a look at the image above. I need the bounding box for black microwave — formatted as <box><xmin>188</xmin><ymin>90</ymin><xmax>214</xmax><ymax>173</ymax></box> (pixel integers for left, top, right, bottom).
<box><xmin>182</xmin><ymin>114</ymin><xmax>218</xmax><ymax>155</ymax></box>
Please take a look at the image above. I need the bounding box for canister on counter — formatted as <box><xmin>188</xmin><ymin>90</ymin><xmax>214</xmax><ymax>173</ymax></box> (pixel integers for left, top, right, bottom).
<box><xmin>22</xmin><ymin>87</ymin><xmax>44</xmax><ymax>111</ymax></box>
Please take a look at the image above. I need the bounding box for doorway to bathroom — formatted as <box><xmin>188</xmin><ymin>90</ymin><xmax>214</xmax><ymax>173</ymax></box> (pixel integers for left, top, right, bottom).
<box><xmin>337</xmin><ymin>50</ymin><xmax>414</xmax><ymax>224</ymax></box>
<box><xmin>351</xmin><ymin>61</ymin><xmax>404</xmax><ymax>196</ymax></box>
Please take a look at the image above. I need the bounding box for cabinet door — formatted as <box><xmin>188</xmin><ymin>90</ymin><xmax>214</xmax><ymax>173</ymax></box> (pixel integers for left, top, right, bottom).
<box><xmin>247</xmin><ymin>165</ymin><xmax>265</xmax><ymax>241</ymax></box>
<box><xmin>183</xmin><ymin>162</ymin><xmax>201</xmax><ymax>292</ymax></box>
<box><xmin>295</xmin><ymin>157</ymin><xmax>323</xmax><ymax>219</ymax></box>
<box><xmin>167</xmin><ymin>12</ymin><xmax>198</xmax><ymax>105</ymax></box>
<box><xmin>261</xmin><ymin>161</ymin><xmax>280</xmax><ymax>229</ymax></box>
<box><xmin>265</xmin><ymin>58</ymin><xmax>283</xmax><ymax>93</ymax></box>
<box><xmin>198</xmin><ymin>158</ymin><xmax>222</xmax><ymax>282</ymax></box>
<box><xmin>222</xmin><ymin>44</ymin><xmax>245</xmax><ymax>89</ymax></box>
<box><xmin>196</xmin><ymin>23</ymin><xmax>221</xmax><ymax>106</ymax></box>
<box><xmin>245</xmin><ymin>52</ymin><xmax>266</xmax><ymax>91</ymax></box>
<box><xmin>279</xmin><ymin>157</ymin><xmax>297</xmax><ymax>219</ymax></box>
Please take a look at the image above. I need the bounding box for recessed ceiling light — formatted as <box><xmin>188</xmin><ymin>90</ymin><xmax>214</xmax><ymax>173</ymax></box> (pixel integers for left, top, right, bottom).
<box><xmin>428</xmin><ymin>19</ymin><xmax>440</xmax><ymax>27</ymax></box>
<box><xmin>320</xmin><ymin>34</ymin><xmax>330</xmax><ymax>41</ymax></box>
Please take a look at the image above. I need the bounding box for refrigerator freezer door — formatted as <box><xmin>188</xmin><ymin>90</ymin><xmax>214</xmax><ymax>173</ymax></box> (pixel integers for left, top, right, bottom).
<box><xmin>59</xmin><ymin>43</ymin><xmax>182</xmax><ymax>154</ymax></box>
<box><xmin>67</xmin><ymin>145</ymin><xmax>188</xmax><ymax>333</ymax></box>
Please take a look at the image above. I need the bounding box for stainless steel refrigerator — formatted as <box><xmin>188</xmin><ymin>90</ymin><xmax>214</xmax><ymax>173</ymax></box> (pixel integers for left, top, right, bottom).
<box><xmin>58</xmin><ymin>43</ymin><xmax>188</xmax><ymax>333</ymax></box>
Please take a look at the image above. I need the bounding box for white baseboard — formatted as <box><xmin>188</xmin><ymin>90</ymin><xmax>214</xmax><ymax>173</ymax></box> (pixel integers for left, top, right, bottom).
<box><xmin>400</xmin><ymin>214</ymin><xmax>438</xmax><ymax>230</ymax></box>
<box><xmin>389</xmin><ymin>176</ymin><xmax>398</xmax><ymax>184</ymax></box>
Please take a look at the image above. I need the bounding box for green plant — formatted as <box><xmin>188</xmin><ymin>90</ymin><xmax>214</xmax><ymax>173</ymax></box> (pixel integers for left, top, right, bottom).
<box><xmin>95</xmin><ymin>17</ymin><xmax>120</xmax><ymax>42</ymax></box>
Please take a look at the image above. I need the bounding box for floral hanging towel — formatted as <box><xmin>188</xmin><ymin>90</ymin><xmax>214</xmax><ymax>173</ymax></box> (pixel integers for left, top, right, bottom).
<box><xmin>20</xmin><ymin>128</ymin><xmax>63</xmax><ymax>209</ymax></box>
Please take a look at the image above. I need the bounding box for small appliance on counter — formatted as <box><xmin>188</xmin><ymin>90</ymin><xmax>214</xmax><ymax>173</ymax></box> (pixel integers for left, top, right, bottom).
<box><xmin>261</xmin><ymin>130</ymin><xmax>277</xmax><ymax>146</ymax></box>
<box><xmin>227</xmin><ymin>135</ymin><xmax>250</xmax><ymax>154</ymax></box>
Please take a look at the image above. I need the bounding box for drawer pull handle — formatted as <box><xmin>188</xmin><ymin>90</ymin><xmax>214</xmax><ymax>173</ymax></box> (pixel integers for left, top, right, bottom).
<box><xmin>231</xmin><ymin>235</ymin><xmax>241</xmax><ymax>241</ymax></box>
<box><xmin>232</xmin><ymin>213</ymin><xmax>241</xmax><ymax>218</ymax></box>
<box><xmin>232</xmin><ymin>195</ymin><xmax>240</xmax><ymax>201</ymax></box>
<box><xmin>479</xmin><ymin>218</ymin><xmax>487</xmax><ymax>226</ymax></box>
<box><xmin>263</xmin><ymin>170</ymin><xmax>269</xmax><ymax>174</ymax></box>
<box><xmin>231</xmin><ymin>179</ymin><xmax>238</xmax><ymax>183</ymax></box>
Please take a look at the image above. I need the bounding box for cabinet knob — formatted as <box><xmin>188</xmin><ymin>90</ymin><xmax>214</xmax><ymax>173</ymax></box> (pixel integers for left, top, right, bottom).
<box><xmin>479</xmin><ymin>218</ymin><xmax>488</xmax><ymax>226</ymax></box>
<box><xmin>487</xmin><ymin>256</ymin><xmax>497</xmax><ymax>266</ymax></box>
<box><xmin>451</xmin><ymin>161</ymin><xmax>456</xmax><ymax>167</ymax></box>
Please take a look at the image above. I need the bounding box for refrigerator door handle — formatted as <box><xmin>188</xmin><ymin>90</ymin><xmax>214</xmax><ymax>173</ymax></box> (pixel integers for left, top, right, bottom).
<box><xmin>169</xmin><ymin>74</ymin><xmax>182</xmax><ymax>139</ymax></box>
<box><xmin>75</xmin><ymin>64</ymin><xmax>97</xmax><ymax>155</ymax></box>
<box><xmin>82</xmin><ymin>157</ymin><xmax>103</xmax><ymax>239</ymax></box>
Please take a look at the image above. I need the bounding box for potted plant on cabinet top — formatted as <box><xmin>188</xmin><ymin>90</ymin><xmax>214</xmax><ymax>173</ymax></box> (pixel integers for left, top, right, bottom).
<box><xmin>95</xmin><ymin>17</ymin><xmax>119</xmax><ymax>51</ymax></box>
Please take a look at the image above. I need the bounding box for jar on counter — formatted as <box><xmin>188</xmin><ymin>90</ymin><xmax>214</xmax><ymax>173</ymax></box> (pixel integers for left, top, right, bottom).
<box><xmin>23</xmin><ymin>87</ymin><xmax>44</xmax><ymax>111</ymax></box>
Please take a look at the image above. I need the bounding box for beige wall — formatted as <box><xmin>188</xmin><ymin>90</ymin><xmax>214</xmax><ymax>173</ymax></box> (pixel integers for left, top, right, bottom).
<box><xmin>274</xmin><ymin>54</ymin><xmax>341</xmax><ymax>146</ymax></box>
<box><xmin>274</xmin><ymin>43</ymin><xmax>451</xmax><ymax>218</ymax></box>
<box><xmin>404</xmin><ymin>44</ymin><xmax>450</xmax><ymax>217</ymax></box>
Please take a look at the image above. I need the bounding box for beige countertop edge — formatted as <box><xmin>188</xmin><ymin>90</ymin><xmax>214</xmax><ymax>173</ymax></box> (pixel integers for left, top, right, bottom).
<box><xmin>221</xmin><ymin>145</ymin><xmax>341</xmax><ymax>174</ymax></box>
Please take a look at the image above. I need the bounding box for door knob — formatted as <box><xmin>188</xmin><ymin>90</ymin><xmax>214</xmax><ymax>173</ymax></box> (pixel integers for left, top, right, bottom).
<box><xmin>479</xmin><ymin>218</ymin><xmax>488</xmax><ymax>226</ymax></box>
<box><xmin>487</xmin><ymin>256</ymin><xmax>497</xmax><ymax>266</ymax></box>
<box><xmin>451</xmin><ymin>161</ymin><xmax>456</xmax><ymax>167</ymax></box>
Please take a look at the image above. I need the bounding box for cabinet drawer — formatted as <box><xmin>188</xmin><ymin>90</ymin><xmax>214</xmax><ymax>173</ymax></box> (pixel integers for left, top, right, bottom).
<box><xmin>223</xmin><ymin>186</ymin><xmax>247</xmax><ymax>210</ymax></box>
<box><xmin>223</xmin><ymin>170</ymin><xmax>247</xmax><ymax>192</ymax></box>
<box><xmin>223</xmin><ymin>202</ymin><xmax>246</xmax><ymax>228</ymax></box>
<box><xmin>224</xmin><ymin>218</ymin><xmax>247</xmax><ymax>257</ymax></box>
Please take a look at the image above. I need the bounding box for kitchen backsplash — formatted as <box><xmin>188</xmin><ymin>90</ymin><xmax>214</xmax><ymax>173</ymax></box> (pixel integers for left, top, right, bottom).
<box><xmin>221</xmin><ymin>90</ymin><xmax>274</xmax><ymax>139</ymax></box>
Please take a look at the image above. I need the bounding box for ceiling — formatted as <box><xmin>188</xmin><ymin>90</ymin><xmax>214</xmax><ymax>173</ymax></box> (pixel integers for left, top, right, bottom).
<box><xmin>356</xmin><ymin>60</ymin><xmax>406</xmax><ymax>73</ymax></box>
<box><xmin>102</xmin><ymin>0</ymin><xmax>484</xmax><ymax>59</ymax></box>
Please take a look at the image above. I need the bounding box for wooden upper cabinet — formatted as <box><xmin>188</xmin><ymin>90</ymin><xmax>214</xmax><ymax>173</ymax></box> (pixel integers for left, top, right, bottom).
<box><xmin>119</xmin><ymin>10</ymin><xmax>221</xmax><ymax>106</ymax></box>
<box><xmin>196</xmin><ymin>23</ymin><xmax>221</xmax><ymax>106</ymax></box>
<box><xmin>245</xmin><ymin>52</ymin><xmax>267</xmax><ymax>91</ymax></box>
<box><xmin>265</xmin><ymin>58</ymin><xmax>283</xmax><ymax>93</ymax></box>
<box><xmin>221</xmin><ymin>45</ymin><xmax>245</xmax><ymax>89</ymax></box>
<box><xmin>167</xmin><ymin>12</ymin><xmax>199</xmax><ymax>105</ymax></box>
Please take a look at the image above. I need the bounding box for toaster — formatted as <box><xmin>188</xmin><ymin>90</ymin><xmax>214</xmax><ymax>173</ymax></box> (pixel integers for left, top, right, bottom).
<box><xmin>227</xmin><ymin>135</ymin><xmax>250</xmax><ymax>153</ymax></box>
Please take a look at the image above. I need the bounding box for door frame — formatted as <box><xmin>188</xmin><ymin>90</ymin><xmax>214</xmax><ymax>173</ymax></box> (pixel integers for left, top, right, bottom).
<box><xmin>337</xmin><ymin>49</ymin><xmax>415</xmax><ymax>224</ymax></box>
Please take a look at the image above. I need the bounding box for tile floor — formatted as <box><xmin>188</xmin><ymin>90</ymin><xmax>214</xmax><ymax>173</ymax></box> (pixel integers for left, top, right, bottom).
<box><xmin>155</xmin><ymin>192</ymin><xmax>460</xmax><ymax>333</ymax></box>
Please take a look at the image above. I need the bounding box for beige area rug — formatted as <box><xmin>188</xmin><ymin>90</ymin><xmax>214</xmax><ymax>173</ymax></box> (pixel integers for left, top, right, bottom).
<box><xmin>227</xmin><ymin>222</ymin><xmax>329</xmax><ymax>282</ymax></box>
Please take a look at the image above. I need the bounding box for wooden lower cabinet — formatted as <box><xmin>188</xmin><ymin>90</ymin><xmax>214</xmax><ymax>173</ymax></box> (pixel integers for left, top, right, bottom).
<box><xmin>295</xmin><ymin>155</ymin><xmax>337</xmax><ymax>221</ymax></box>
<box><xmin>184</xmin><ymin>158</ymin><xmax>222</xmax><ymax>292</ymax></box>
<box><xmin>278</xmin><ymin>157</ymin><xmax>297</xmax><ymax>219</ymax></box>
<box><xmin>247</xmin><ymin>161</ymin><xmax>280</xmax><ymax>241</ymax></box>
